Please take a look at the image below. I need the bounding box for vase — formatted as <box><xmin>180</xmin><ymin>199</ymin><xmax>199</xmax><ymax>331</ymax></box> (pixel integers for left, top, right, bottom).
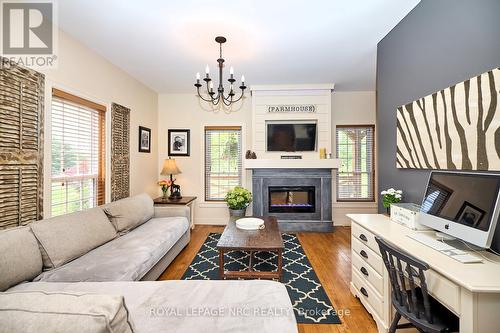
<box><xmin>386</xmin><ymin>206</ymin><xmax>391</xmax><ymax>217</ymax></box>
<box><xmin>229</xmin><ymin>208</ymin><xmax>247</xmax><ymax>217</ymax></box>
<box><xmin>162</xmin><ymin>187</ymin><xmax>169</xmax><ymax>200</ymax></box>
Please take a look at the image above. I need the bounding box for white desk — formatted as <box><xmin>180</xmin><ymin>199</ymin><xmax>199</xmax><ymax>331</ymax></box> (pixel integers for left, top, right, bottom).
<box><xmin>348</xmin><ymin>214</ymin><xmax>500</xmax><ymax>333</ymax></box>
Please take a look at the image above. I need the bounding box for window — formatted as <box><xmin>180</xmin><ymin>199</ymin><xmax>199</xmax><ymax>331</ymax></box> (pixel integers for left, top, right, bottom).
<box><xmin>336</xmin><ymin>125</ymin><xmax>374</xmax><ymax>202</ymax></box>
<box><xmin>50</xmin><ymin>89</ymin><xmax>106</xmax><ymax>216</ymax></box>
<box><xmin>205</xmin><ymin>126</ymin><xmax>242</xmax><ymax>201</ymax></box>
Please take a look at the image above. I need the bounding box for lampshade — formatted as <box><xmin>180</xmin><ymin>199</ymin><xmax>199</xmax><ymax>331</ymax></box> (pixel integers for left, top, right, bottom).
<box><xmin>160</xmin><ymin>158</ymin><xmax>182</xmax><ymax>175</ymax></box>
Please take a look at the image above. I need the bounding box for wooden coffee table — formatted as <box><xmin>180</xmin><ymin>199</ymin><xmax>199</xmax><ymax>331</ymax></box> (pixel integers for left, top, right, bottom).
<box><xmin>217</xmin><ymin>216</ymin><xmax>284</xmax><ymax>281</ymax></box>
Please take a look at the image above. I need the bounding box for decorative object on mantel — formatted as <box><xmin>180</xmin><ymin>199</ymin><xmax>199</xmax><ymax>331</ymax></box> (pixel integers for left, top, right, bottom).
<box><xmin>381</xmin><ymin>188</ymin><xmax>402</xmax><ymax>216</ymax></box>
<box><xmin>168</xmin><ymin>129</ymin><xmax>190</xmax><ymax>156</ymax></box>
<box><xmin>319</xmin><ymin>148</ymin><xmax>326</xmax><ymax>159</ymax></box>
<box><xmin>138</xmin><ymin>126</ymin><xmax>151</xmax><ymax>153</ymax></box>
<box><xmin>245</xmin><ymin>150</ymin><xmax>257</xmax><ymax>159</ymax></box>
<box><xmin>396</xmin><ymin>67</ymin><xmax>499</xmax><ymax>171</ymax></box>
<box><xmin>160</xmin><ymin>158</ymin><xmax>182</xmax><ymax>199</ymax></box>
<box><xmin>194</xmin><ymin>36</ymin><xmax>247</xmax><ymax>107</ymax></box>
<box><xmin>224</xmin><ymin>186</ymin><xmax>252</xmax><ymax>217</ymax></box>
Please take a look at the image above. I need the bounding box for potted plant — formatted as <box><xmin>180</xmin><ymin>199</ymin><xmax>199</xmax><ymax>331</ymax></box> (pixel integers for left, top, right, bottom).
<box><xmin>381</xmin><ymin>188</ymin><xmax>402</xmax><ymax>215</ymax></box>
<box><xmin>224</xmin><ymin>186</ymin><xmax>252</xmax><ymax>217</ymax></box>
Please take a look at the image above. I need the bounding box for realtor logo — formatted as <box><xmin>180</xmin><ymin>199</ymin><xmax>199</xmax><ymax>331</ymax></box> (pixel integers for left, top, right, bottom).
<box><xmin>1</xmin><ymin>0</ymin><xmax>57</xmax><ymax>68</ymax></box>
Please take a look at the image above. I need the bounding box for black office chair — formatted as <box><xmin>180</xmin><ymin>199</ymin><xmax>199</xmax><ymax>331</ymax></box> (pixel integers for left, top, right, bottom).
<box><xmin>375</xmin><ymin>237</ymin><xmax>459</xmax><ymax>333</ymax></box>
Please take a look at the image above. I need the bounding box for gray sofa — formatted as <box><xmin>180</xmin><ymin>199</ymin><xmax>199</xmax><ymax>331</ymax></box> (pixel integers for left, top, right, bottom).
<box><xmin>0</xmin><ymin>193</ymin><xmax>297</xmax><ymax>333</ymax></box>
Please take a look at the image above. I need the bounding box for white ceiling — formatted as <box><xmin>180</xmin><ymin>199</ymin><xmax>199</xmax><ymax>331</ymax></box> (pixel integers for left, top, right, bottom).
<box><xmin>58</xmin><ymin>0</ymin><xmax>420</xmax><ymax>93</ymax></box>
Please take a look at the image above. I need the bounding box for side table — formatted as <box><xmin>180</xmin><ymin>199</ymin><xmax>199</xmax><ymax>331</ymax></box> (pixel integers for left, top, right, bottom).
<box><xmin>153</xmin><ymin>196</ymin><xmax>197</xmax><ymax>229</ymax></box>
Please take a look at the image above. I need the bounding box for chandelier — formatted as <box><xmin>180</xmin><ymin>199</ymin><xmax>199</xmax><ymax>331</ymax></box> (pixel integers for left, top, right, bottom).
<box><xmin>194</xmin><ymin>36</ymin><xmax>246</xmax><ymax>106</ymax></box>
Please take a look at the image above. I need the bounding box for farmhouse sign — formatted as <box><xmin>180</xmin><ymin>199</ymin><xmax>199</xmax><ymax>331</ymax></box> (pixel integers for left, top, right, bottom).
<box><xmin>267</xmin><ymin>104</ymin><xmax>316</xmax><ymax>113</ymax></box>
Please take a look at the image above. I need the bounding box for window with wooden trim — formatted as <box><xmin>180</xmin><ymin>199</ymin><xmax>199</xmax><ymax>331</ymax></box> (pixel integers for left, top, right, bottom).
<box><xmin>50</xmin><ymin>89</ymin><xmax>106</xmax><ymax>216</ymax></box>
<box><xmin>336</xmin><ymin>125</ymin><xmax>375</xmax><ymax>202</ymax></box>
<box><xmin>204</xmin><ymin>126</ymin><xmax>242</xmax><ymax>201</ymax></box>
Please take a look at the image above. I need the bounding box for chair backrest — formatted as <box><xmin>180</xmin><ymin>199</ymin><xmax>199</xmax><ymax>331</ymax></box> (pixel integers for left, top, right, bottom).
<box><xmin>375</xmin><ymin>237</ymin><xmax>433</xmax><ymax>323</ymax></box>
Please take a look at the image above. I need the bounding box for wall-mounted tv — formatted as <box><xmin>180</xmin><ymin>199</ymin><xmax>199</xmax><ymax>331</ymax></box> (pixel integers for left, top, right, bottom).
<box><xmin>267</xmin><ymin>122</ymin><xmax>317</xmax><ymax>152</ymax></box>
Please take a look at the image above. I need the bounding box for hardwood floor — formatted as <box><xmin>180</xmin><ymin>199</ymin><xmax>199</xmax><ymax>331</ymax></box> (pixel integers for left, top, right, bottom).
<box><xmin>159</xmin><ymin>225</ymin><xmax>380</xmax><ymax>333</ymax></box>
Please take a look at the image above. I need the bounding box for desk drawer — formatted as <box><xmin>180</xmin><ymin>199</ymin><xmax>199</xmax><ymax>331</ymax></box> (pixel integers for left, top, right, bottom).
<box><xmin>352</xmin><ymin>237</ymin><xmax>384</xmax><ymax>275</ymax></box>
<box><xmin>352</xmin><ymin>251</ymin><xmax>384</xmax><ymax>296</ymax></box>
<box><xmin>352</xmin><ymin>222</ymin><xmax>380</xmax><ymax>254</ymax></box>
<box><xmin>352</xmin><ymin>269</ymin><xmax>384</xmax><ymax>318</ymax></box>
<box><xmin>426</xmin><ymin>270</ymin><xmax>460</xmax><ymax>315</ymax></box>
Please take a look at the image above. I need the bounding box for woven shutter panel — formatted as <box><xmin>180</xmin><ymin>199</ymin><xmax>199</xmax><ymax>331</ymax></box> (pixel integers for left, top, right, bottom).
<box><xmin>111</xmin><ymin>103</ymin><xmax>130</xmax><ymax>201</ymax></box>
<box><xmin>0</xmin><ymin>58</ymin><xmax>44</xmax><ymax>229</ymax></box>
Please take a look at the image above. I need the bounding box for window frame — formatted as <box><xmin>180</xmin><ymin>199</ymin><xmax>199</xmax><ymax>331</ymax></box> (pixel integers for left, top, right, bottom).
<box><xmin>204</xmin><ymin>125</ymin><xmax>243</xmax><ymax>202</ymax></box>
<box><xmin>50</xmin><ymin>88</ymin><xmax>106</xmax><ymax>216</ymax></box>
<box><xmin>336</xmin><ymin>124</ymin><xmax>375</xmax><ymax>203</ymax></box>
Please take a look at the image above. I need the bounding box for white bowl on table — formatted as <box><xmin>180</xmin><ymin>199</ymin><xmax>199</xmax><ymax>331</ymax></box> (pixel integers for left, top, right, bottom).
<box><xmin>235</xmin><ymin>217</ymin><xmax>265</xmax><ymax>230</ymax></box>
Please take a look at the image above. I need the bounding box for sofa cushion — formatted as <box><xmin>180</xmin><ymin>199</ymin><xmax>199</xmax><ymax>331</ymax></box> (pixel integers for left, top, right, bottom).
<box><xmin>103</xmin><ymin>193</ymin><xmax>154</xmax><ymax>234</ymax></box>
<box><xmin>0</xmin><ymin>227</ymin><xmax>43</xmax><ymax>291</ymax></box>
<box><xmin>30</xmin><ymin>208</ymin><xmax>117</xmax><ymax>269</ymax></box>
<box><xmin>9</xmin><ymin>280</ymin><xmax>298</xmax><ymax>333</ymax></box>
<box><xmin>0</xmin><ymin>290</ymin><xmax>135</xmax><ymax>333</ymax></box>
<box><xmin>34</xmin><ymin>216</ymin><xmax>189</xmax><ymax>282</ymax></box>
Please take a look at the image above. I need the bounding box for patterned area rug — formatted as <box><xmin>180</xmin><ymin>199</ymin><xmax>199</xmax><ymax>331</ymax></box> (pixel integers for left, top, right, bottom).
<box><xmin>182</xmin><ymin>233</ymin><xmax>341</xmax><ymax>324</ymax></box>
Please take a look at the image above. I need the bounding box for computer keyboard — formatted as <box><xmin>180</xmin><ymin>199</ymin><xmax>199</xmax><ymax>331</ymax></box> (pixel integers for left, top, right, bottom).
<box><xmin>407</xmin><ymin>233</ymin><xmax>483</xmax><ymax>263</ymax></box>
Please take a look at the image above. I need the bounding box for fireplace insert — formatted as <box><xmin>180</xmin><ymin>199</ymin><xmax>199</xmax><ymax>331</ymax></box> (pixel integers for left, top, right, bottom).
<box><xmin>268</xmin><ymin>186</ymin><xmax>315</xmax><ymax>213</ymax></box>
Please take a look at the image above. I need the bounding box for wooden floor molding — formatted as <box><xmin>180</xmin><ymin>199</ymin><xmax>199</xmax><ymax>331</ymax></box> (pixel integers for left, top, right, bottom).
<box><xmin>159</xmin><ymin>225</ymin><xmax>391</xmax><ymax>333</ymax></box>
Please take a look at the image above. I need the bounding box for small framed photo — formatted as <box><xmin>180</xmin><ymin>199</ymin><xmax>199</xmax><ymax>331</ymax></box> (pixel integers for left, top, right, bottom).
<box><xmin>168</xmin><ymin>129</ymin><xmax>190</xmax><ymax>156</ymax></box>
<box><xmin>138</xmin><ymin>126</ymin><xmax>151</xmax><ymax>153</ymax></box>
<box><xmin>455</xmin><ymin>201</ymin><xmax>485</xmax><ymax>227</ymax></box>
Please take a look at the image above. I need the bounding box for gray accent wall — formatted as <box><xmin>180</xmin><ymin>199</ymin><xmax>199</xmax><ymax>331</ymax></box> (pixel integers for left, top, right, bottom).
<box><xmin>377</xmin><ymin>0</ymin><xmax>500</xmax><ymax>250</ymax></box>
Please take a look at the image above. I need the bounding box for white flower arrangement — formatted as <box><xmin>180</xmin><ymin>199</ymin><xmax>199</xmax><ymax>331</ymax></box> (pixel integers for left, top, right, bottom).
<box><xmin>381</xmin><ymin>188</ymin><xmax>403</xmax><ymax>208</ymax></box>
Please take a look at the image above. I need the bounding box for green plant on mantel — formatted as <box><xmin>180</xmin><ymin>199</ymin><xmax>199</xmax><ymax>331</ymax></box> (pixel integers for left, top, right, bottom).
<box><xmin>224</xmin><ymin>186</ymin><xmax>252</xmax><ymax>210</ymax></box>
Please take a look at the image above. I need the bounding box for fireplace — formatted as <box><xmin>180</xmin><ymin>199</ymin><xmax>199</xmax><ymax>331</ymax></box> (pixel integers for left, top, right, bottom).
<box><xmin>252</xmin><ymin>168</ymin><xmax>332</xmax><ymax>232</ymax></box>
<box><xmin>268</xmin><ymin>186</ymin><xmax>315</xmax><ymax>213</ymax></box>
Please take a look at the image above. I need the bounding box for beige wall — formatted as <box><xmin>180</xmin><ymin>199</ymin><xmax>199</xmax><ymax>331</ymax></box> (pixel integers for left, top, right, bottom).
<box><xmin>157</xmin><ymin>94</ymin><xmax>252</xmax><ymax>225</ymax></box>
<box><xmin>331</xmin><ymin>91</ymin><xmax>378</xmax><ymax>225</ymax></box>
<box><xmin>158</xmin><ymin>90</ymin><xmax>376</xmax><ymax>226</ymax></box>
<box><xmin>42</xmin><ymin>30</ymin><xmax>158</xmax><ymax>215</ymax></box>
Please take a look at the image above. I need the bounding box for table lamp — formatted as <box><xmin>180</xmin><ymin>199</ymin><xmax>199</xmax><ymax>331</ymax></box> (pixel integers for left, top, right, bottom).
<box><xmin>160</xmin><ymin>158</ymin><xmax>182</xmax><ymax>199</ymax></box>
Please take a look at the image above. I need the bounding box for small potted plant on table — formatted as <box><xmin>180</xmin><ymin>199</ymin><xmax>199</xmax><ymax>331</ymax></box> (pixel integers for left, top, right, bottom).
<box><xmin>381</xmin><ymin>188</ymin><xmax>402</xmax><ymax>216</ymax></box>
<box><xmin>224</xmin><ymin>186</ymin><xmax>252</xmax><ymax>217</ymax></box>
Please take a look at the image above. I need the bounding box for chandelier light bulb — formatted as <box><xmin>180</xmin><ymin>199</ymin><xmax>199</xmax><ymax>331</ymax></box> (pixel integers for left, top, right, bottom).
<box><xmin>241</xmin><ymin>75</ymin><xmax>245</xmax><ymax>83</ymax></box>
<box><xmin>230</xmin><ymin>66</ymin><xmax>234</xmax><ymax>75</ymax></box>
<box><xmin>205</xmin><ymin>65</ymin><xmax>210</xmax><ymax>74</ymax></box>
<box><xmin>196</xmin><ymin>72</ymin><xmax>200</xmax><ymax>80</ymax></box>
<box><xmin>209</xmin><ymin>81</ymin><xmax>214</xmax><ymax>89</ymax></box>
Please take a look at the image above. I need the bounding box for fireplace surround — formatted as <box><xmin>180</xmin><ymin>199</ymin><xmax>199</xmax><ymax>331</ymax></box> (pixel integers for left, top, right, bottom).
<box><xmin>252</xmin><ymin>168</ymin><xmax>332</xmax><ymax>232</ymax></box>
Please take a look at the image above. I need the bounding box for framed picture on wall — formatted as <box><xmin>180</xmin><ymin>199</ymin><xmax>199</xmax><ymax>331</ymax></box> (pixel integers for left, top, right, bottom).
<box><xmin>454</xmin><ymin>201</ymin><xmax>485</xmax><ymax>227</ymax></box>
<box><xmin>138</xmin><ymin>126</ymin><xmax>151</xmax><ymax>153</ymax></box>
<box><xmin>168</xmin><ymin>129</ymin><xmax>190</xmax><ymax>156</ymax></box>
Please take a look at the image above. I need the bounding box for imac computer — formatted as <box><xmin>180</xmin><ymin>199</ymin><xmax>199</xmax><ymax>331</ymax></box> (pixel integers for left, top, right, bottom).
<box><xmin>419</xmin><ymin>171</ymin><xmax>500</xmax><ymax>249</ymax></box>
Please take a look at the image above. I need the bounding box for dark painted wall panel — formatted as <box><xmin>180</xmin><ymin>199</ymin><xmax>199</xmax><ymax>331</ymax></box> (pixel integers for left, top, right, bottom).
<box><xmin>376</xmin><ymin>0</ymin><xmax>500</xmax><ymax>250</ymax></box>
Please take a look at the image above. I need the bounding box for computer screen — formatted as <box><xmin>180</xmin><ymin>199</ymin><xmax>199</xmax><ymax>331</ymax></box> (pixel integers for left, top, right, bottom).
<box><xmin>421</xmin><ymin>172</ymin><xmax>500</xmax><ymax>232</ymax></box>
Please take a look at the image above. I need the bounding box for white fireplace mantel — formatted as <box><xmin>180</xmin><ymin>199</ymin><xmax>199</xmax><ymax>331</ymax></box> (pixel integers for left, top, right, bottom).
<box><xmin>244</xmin><ymin>159</ymin><xmax>341</xmax><ymax>169</ymax></box>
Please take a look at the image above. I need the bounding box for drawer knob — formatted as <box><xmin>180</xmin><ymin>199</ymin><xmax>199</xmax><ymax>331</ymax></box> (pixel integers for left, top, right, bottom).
<box><xmin>360</xmin><ymin>267</ymin><xmax>369</xmax><ymax>277</ymax></box>
<box><xmin>360</xmin><ymin>287</ymin><xmax>369</xmax><ymax>298</ymax></box>
<box><xmin>359</xmin><ymin>234</ymin><xmax>368</xmax><ymax>242</ymax></box>
<box><xmin>360</xmin><ymin>250</ymin><xmax>368</xmax><ymax>259</ymax></box>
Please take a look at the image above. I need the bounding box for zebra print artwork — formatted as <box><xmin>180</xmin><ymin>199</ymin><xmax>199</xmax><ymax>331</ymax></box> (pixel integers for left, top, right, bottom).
<box><xmin>396</xmin><ymin>67</ymin><xmax>500</xmax><ymax>171</ymax></box>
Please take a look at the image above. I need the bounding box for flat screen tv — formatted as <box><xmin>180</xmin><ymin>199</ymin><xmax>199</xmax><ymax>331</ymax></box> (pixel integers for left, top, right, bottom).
<box><xmin>267</xmin><ymin>123</ymin><xmax>317</xmax><ymax>152</ymax></box>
